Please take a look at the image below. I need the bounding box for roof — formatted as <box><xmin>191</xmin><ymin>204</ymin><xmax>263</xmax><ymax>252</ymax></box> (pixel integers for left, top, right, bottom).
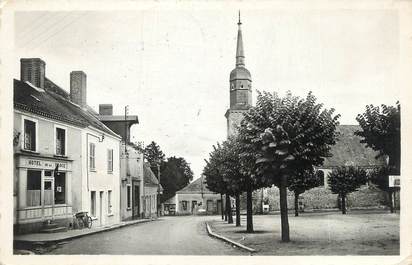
<box><xmin>321</xmin><ymin>125</ymin><xmax>386</xmax><ymax>168</ymax></box>
<box><xmin>230</xmin><ymin>66</ymin><xmax>251</xmax><ymax>81</ymax></box>
<box><xmin>176</xmin><ymin>177</ymin><xmax>217</xmax><ymax>194</ymax></box>
<box><xmin>14</xmin><ymin>79</ymin><xmax>120</xmax><ymax>138</ymax></box>
<box><xmin>143</xmin><ymin>163</ymin><xmax>162</xmax><ymax>190</ymax></box>
<box><xmin>99</xmin><ymin>115</ymin><xmax>139</xmax><ymax>123</ymax></box>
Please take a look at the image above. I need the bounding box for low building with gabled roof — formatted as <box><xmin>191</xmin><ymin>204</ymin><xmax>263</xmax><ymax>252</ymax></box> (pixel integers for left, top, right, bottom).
<box><xmin>163</xmin><ymin>176</ymin><xmax>224</xmax><ymax>216</ymax></box>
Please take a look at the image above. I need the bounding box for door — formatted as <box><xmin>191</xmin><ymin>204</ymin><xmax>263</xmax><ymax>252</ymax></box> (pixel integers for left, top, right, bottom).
<box><xmin>191</xmin><ymin>201</ymin><xmax>197</xmax><ymax>213</ymax></box>
<box><xmin>132</xmin><ymin>183</ymin><xmax>140</xmax><ymax>218</ymax></box>
<box><xmin>99</xmin><ymin>191</ymin><xmax>103</xmax><ymax>226</ymax></box>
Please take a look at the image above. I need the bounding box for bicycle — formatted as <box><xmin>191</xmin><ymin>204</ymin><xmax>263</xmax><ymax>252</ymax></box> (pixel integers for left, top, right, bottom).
<box><xmin>74</xmin><ymin>211</ymin><xmax>92</xmax><ymax>229</ymax></box>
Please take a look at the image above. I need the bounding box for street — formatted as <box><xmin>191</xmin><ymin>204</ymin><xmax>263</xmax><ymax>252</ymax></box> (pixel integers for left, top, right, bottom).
<box><xmin>48</xmin><ymin>216</ymin><xmax>246</xmax><ymax>255</ymax></box>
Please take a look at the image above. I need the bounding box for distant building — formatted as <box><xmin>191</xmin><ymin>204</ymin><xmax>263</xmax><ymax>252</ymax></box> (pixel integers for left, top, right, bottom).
<box><xmin>14</xmin><ymin>58</ymin><xmax>122</xmax><ymax>234</ymax></box>
<box><xmin>163</xmin><ymin>176</ymin><xmax>224</xmax><ymax>215</ymax></box>
<box><xmin>143</xmin><ymin>163</ymin><xmax>162</xmax><ymax>217</ymax></box>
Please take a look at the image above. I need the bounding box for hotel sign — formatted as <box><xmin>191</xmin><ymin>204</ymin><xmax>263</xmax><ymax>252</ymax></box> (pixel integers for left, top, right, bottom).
<box><xmin>20</xmin><ymin>158</ymin><xmax>70</xmax><ymax>171</ymax></box>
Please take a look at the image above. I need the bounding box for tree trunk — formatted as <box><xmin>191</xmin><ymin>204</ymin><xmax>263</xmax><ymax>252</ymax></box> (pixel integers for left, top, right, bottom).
<box><xmin>389</xmin><ymin>190</ymin><xmax>394</xmax><ymax>213</ymax></box>
<box><xmin>279</xmin><ymin>174</ymin><xmax>290</xmax><ymax>242</ymax></box>
<box><xmin>294</xmin><ymin>192</ymin><xmax>299</xmax><ymax>217</ymax></box>
<box><xmin>221</xmin><ymin>193</ymin><xmax>224</xmax><ymax>220</ymax></box>
<box><xmin>260</xmin><ymin>188</ymin><xmax>264</xmax><ymax>214</ymax></box>
<box><xmin>235</xmin><ymin>194</ymin><xmax>241</xmax><ymax>227</ymax></box>
<box><xmin>226</xmin><ymin>194</ymin><xmax>233</xmax><ymax>224</ymax></box>
<box><xmin>246</xmin><ymin>188</ymin><xmax>253</xmax><ymax>232</ymax></box>
<box><xmin>341</xmin><ymin>194</ymin><xmax>347</xmax><ymax>214</ymax></box>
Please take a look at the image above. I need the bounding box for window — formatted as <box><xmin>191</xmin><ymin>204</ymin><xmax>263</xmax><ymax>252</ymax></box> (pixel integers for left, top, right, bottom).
<box><xmin>107</xmin><ymin>149</ymin><xmax>113</xmax><ymax>173</ymax></box>
<box><xmin>91</xmin><ymin>191</ymin><xmax>96</xmax><ymax>216</ymax></box>
<box><xmin>55</xmin><ymin>172</ymin><xmax>66</xmax><ymax>204</ymax></box>
<box><xmin>318</xmin><ymin>170</ymin><xmax>325</xmax><ymax>187</ymax></box>
<box><xmin>56</xmin><ymin>127</ymin><xmax>66</xmax><ymax>155</ymax></box>
<box><xmin>182</xmin><ymin>200</ymin><xmax>187</xmax><ymax>211</ymax></box>
<box><xmin>26</xmin><ymin>170</ymin><xmax>41</xmax><ymax>206</ymax></box>
<box><xmin>89</xmin><ymin>143</ymin><xmax>95</xmax><ymax>170</ymax></box>
<box><xmin>127</xmin><ymin>185</ymin><xmax>131</xmax><ymax>209</ymax></box>
<box><xmin>108</xmin><ymin>190</ymin><xmax>112</xmax><ymax>214</ymax></box>
<box><xmin>24</xmin><ymin>119</ymin><xmax>36</xmax><ymax>151</ymax></box>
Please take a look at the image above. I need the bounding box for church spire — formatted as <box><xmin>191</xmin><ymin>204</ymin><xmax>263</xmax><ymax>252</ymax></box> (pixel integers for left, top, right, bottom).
<box><xmin>236</xmin><ymin>11</ymin><xmax>245</xmax><ymax>67</ymax></box>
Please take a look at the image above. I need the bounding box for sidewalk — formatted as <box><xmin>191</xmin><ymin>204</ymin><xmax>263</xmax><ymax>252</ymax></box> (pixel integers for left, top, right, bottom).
<box><xmin>14</xmin><ymin>218</ymin><xmax>158</xmax><ymax>245</ymax></box>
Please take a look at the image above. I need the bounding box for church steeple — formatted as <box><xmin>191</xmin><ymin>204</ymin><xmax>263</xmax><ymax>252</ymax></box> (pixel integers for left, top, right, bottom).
<box><xmin>236</xmin><ymin>11</ymin><xmax>245</xmax><ymax>67</ymax></box>
<box><xmin>225</xmin><ymin>11</ymin><xmax>252</xmax><ymax>137</ymax></box>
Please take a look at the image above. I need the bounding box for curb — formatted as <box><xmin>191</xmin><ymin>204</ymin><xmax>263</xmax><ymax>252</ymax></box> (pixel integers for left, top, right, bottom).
<box><xmin>205</xmin><ymin>222</ymin><xmax>257</xmax><ymax>253</ymax></box>
<box><xmin>14</xmin><ymin>218</ymin><xmax>157</xmax><ymax>246</ymax></box>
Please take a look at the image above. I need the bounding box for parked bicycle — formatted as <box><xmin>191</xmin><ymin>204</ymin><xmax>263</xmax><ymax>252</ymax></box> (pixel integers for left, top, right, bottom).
<box><xmin>74</xmin><ymin>211</ymin><xmax>92</xmax><ymax>229</ymax></box>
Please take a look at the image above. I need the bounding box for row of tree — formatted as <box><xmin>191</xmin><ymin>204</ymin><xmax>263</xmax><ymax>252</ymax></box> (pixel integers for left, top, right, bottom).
<box><xmin>139</xmin><ymin>141</ymin><xmax>194</xmax><ymax>202</ymax></box>
<box><xmin>203</xmin><ymin>90</ymin><xmax>400</xmax><ymax>242</ymax></box>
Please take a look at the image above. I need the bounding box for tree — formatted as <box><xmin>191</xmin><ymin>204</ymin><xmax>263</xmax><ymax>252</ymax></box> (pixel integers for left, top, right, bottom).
<box><xmin>239</xmin><ymin>91</ymin><xmax>340</xmax><ymax>242</ymax></box>
<box><xmin>204</xmin><ymin>143</ymin><xmax>233</xmax><ymax>224</ymax></box>
<box><xmin>288</xmin><ymin>169</ymin><xmax>323</xmax><ymax>216</ymax></box>
<box><xmin>160</xmin><ymin>156</ymin><xmax>194</xmax><ymax>202</ymax></box>
<box><xmin>327</xmin><ymin>166</ymin><xmax>367</xmax><ymax>214</ymax></box>
<box><xmin>355</xmin><ymin>102</ymin><xmax>400</xmax><ymax>172</ymax></box>
<box><xmin>369</xmin><ymin>165</ymin><xmax>400</xmax><ymax>213</ymax></box>
<box><xmin>144</xmin><ymin>141</ymin><xmax>166</xmax><ymax>177</ymax></box>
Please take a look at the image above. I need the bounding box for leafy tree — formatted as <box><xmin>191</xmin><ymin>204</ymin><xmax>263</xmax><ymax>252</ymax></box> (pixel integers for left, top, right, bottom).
<box><xmin>327</xmin><ymin>166</ymin><xmax>367</xmax><ymax>214</ymax></box>
<box><xmin>368</xmin><ymin>165</ymin><xmax>400</xmax><ymax>213</ymax></box>
<box><xmin>160</xmin><ymin>156</ymin><xmax>194</xmax><ymax>202</ymax></box>
<box><xmin>144</xmin><ymin>141</ymin><xmax>166</xmax><ymax>177</ymax></box>
<box><xmin>355</xmin><ymin>102</ymin><xmax>400</xmax><ymax>172</ymax></box>
<box><xmin>203</xmin><ymin>143</ymin><xmax>233</xmax><ymax>224</ymax></box>
<box><xmin>288</xmin><ymin>169</ymin><xmax>323</xmax><ymax>216</ymax></box>
<box><xmin>239</xmin><ymin>91</ymin><xmax>340</xmax><ymax>242</ymax></box>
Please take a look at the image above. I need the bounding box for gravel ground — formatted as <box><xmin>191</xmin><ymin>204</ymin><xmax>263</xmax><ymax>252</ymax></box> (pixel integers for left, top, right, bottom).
<box><xmin>209</xmin><ymin>210</ymin><xmax>400</xmax><ymax>255</ymax></box>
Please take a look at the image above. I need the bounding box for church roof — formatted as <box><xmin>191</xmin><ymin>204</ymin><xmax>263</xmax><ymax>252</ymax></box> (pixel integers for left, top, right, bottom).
<box><xmin>321</xmin><ymin>125</ymin><xmax>386</xmax><ymax>168</ymax></box>
<box><xmin>230</xmin><ymin>66</ymin><xmax>251</xmax><ymax>81</ymax></box>
<box><xmin>176</xmin><ymin>177</ymin><xmax>216</xmax><ymax>194</ymax></box>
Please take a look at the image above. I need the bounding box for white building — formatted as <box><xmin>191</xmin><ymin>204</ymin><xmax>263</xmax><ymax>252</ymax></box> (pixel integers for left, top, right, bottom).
<box><xmin>13</xmin><ymin>58</ymin><xmax>122</xmax><ymax>234</ymax></box>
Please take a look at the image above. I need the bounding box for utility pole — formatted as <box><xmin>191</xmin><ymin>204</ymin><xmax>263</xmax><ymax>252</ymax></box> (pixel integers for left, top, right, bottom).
<box><xmin>124</xmin><ymin>105</ymin><xmax>129</xmax><ymax>154</ymax></box>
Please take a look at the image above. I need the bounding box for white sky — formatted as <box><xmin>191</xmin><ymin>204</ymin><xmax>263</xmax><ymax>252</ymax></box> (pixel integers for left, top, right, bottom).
<box><xmin>13</xmin><ymin>8</ymin><xmax>400</xmax><ymax>180</ymax></box>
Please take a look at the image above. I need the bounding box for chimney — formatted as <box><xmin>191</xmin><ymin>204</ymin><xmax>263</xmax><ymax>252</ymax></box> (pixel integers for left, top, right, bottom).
<box><xmin>20</xmin><ymin>58</ymin><xmax>46</xmax><ymax>88</ymax></box>
<box><xmin>99</xmin><ymin>104</ymin><xmax>113</xmax><ymax>115</ymax></box>
<box><xmin>70</xmin><ymin>71</ymin><xmax>87</xmax><ymax>107</ymax></box>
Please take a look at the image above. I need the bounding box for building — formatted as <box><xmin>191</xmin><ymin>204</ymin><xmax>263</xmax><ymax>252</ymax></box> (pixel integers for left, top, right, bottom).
<box><xmin>13</xmin><ymin>58</ymin><xmax>122</xmax><ymax>234</ymax></box>
<box><xmin>143</xmin><ymin>163</ymin><xmax>162</xmax><ymax>217</ymax></box>
<box><xmin>163</xmin><ymin>177</ymin><xmax>224</xmax><ymax>216</ymax></box>
<box><xmin>98</xmin><ymin>105</ymin><xmax>145</xmax><ymax>221</ymax></box>
<box><xmin>224</xmin><ymin>13</ymin><xmax>252</xmax><ymax>137</ymax></box>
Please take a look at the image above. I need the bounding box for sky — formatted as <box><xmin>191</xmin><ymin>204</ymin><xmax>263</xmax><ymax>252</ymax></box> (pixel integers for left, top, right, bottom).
<box><xmin>13</xmin><ymin>8</ymin><xmax>400</xmax><ymax>180</ymax></box>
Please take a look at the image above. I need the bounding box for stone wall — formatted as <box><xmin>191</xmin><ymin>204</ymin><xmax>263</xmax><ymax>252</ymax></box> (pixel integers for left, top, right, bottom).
<box><xmin>240</xmin><ymin>184</ymin><xmax>398</xmax><ymax>212</ymax></box>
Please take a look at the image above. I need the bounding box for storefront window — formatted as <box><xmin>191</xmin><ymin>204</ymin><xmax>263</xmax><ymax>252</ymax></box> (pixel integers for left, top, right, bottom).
<box><xmin>27</xmin><ymin>170</ymin><xmax>41</xmax><ymax>206</ymax></box>
<box><xmin>55</xmin><ymin>172</ymin><xmax>66</xmax><ymax>204</ymax></box>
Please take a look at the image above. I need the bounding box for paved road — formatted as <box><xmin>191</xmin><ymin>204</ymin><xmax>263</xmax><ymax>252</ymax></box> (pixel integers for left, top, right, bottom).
<box><xmin>48</xmin><ymin>216</ymin><xmax>247</xmax><ymax>255</ymax></box>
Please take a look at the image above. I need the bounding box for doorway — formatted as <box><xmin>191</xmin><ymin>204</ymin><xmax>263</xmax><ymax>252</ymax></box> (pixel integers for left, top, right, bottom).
<box><xmin>132</xmin><ymin>182</ymin><xmax>140</xmax><ymax>218</ymax></box>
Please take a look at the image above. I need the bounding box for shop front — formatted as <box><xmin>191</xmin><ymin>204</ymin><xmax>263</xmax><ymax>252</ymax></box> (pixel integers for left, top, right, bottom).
<box><xmin>15</xmin><ymin>154</ymin><xmax>73</xmax><ymax>234</ymax></box>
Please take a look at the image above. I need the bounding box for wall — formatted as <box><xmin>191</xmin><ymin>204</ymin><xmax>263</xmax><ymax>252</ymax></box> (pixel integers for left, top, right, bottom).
<box><xmin>174</xmin><ymin>193</ymin><xmax>222</xmax><ymax>215</ymax></box>
<box><xmin>120</xmin><ymin>144</ymin><xmax>144</xmax><ymax>220</ymax></box>
<box><xmin>77</xmin><ymin>128</ymin><xmax>121</xmax><ymax>227</ymax></box>
<box><xmin>143</xmin><ymin>186</ymin><xmax>158</xmax><ymax>217</ymax></box>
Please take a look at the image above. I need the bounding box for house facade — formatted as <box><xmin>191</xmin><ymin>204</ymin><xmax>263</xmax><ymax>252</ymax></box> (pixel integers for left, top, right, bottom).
<box><xmin>164</xmin><ymin>177</ymin><xmax>224</xmax><ymax>216</ymax></box>
<box><xmin>14</xmin><ymin>58</ymin><xmax>122</xmax><ymax>234</ymax></box>
<box><xmin>143</xmin><ymin>163</ymin><xmax>162</xmax><ymax>218</ymax></box>
<box><xmin>98</xmin><ymin>104</ymin><xmax>145</xmax><ymax>221</ymax></box>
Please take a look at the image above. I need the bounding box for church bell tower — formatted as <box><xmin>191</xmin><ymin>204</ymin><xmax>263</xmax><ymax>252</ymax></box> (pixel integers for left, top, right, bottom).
<box><xmin>225</xmin><ymin>12</ymin><xmax>252</xmax><ymax>137</ymax></box>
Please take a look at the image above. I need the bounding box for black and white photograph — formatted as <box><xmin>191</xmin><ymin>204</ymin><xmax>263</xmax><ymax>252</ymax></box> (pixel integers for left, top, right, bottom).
<box><xmin>0</xmin><ymin>1</ymin><xmax>411</xmax><ymax>264</ymax></box>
